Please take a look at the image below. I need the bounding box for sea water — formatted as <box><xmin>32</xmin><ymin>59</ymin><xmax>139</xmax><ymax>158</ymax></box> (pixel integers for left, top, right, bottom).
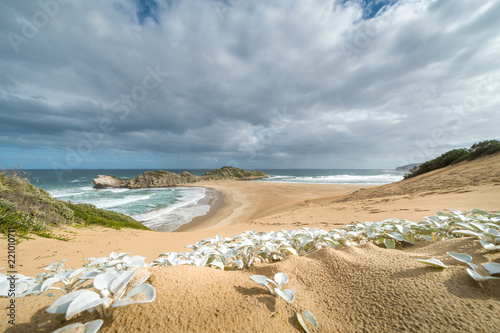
<box><xmin>25</xmin><ymin>169</ymin><xmax>213</xmax><ymax>232</ymax></box>
<box><xmin>24</xmin><ymin>168</ymin><xmax>404</xmax><ymax>231</ymax></box>
<box><xmin>257</xmin><ymin>169</ymin><xmax>404</xmax><ymax>185</ymax></box>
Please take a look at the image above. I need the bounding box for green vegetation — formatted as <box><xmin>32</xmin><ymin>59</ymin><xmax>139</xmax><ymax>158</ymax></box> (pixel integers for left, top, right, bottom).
<box><xmin>404</xmin><ymin>148</ymin><xmax>469</xmax><ymax>179</ymax></box>
<box><xmin>67</xmin><ymin>202</ymin><xmax>148</xmax><ymax>230</ymax></box>
<box><xmin>404</xmin><ymin>140</ymin><xmax>500</xmax><ymax>179</ymax></box>
<box><xmin>204</xmin><ymin>166</ymin><xmax>267</xmax><ymax>179</ymax></box>
<box><xmin>0</xmin><ymin>169</ymin><xmax>148</xmax><ymax>240</ymax></box>
<box><xmin>468</xmin><ymin>139</ymin><xmax>500</xmax><ymax>159</ymax></box>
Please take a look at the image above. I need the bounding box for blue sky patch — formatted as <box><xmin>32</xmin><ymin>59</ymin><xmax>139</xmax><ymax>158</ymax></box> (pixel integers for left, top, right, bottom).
<box><xmin>136</xmin><ymin>0</ymin><xmax>159</xmax><ymax>24</ymax></box>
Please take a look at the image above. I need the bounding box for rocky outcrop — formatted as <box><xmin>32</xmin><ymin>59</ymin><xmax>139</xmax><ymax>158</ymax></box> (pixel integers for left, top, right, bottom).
<box><xmin>203</xmin><ymin>166</ymin><xmax>268</xmax><ymax>180</ymax></box>
<box><xmin>92</xmin><ymin>175</ymin><xmax>132</xmax><ymax>189</ymax></box>
<box><xmin>93</xmin><ymin>167</ymin><xmax>268</xmax><ymax>189</ymax></box>
<box><xmin>128</xmin><ymin>170</ymin><xmax>199</xmax><ymax>189</ymax></box>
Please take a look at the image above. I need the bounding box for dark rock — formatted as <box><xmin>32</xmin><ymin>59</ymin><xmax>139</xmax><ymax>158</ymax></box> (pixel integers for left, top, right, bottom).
<box><xmin>93</xmin><ymin>167</ymin><xmax>268</xmax><ymax>189</ymax></box>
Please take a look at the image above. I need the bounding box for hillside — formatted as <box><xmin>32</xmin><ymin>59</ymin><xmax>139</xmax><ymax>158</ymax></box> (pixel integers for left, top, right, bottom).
<box><xmin>404</xmin><ymin>140</ymin><xmax>500</xmax><ymax>179</ymax></box>
<box><xmin>0</xmin><ymin>170</ymin><xmax>148</xmax><ymax>239</ymax></box>
<box><xmin>338</xmin><ymin>152</ymin><xmax>500</xmax><ymax>202</ymax></box>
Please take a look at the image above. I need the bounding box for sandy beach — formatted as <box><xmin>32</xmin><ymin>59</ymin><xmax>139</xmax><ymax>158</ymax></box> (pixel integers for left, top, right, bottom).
<box><xmin>1</xmin><ymin>153</ymin><xmax>500</xmax><ymax>332</ymax></box>
<box><xmin>3</xmin><ymin>0</ymin><xmax>500</xmax><ymax>331</ymax></box>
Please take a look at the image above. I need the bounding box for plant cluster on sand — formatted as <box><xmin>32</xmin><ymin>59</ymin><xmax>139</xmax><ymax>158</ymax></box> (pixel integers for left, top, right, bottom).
<box><xmin>2</xmin><ymin>209</ymin><xmax>499</xmax><ymax>332</ymax></box>
<box><xmin>418</xmin><ymin>251</ymin><xmax>500</xmax><ymax>283</ymax></box>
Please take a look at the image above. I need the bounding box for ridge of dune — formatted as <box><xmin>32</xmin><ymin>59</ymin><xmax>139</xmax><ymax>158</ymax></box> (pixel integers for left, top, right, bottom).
<box><xmin>4</xmin><ymin>237</ymin><xmax>499</xmax><ymax>332</ymax></box>
<box><xmin>337</xmin><ymin>152</ymin><xmax>500</xmax><ymax>202</ymax></box>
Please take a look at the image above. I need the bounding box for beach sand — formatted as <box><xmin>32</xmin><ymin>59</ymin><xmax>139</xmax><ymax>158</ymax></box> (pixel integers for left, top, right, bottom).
<box><xmin>1</xmin><ymin>154</ymin><xmax>499</xmax><ymax>332</ymax></box>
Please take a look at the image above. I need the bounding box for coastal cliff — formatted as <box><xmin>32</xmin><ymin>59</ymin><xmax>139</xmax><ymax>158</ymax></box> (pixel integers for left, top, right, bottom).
<box><xmin>93</xmin><ymin>166</ymin><xmax>268</xmax><ymax>189</ymax></box>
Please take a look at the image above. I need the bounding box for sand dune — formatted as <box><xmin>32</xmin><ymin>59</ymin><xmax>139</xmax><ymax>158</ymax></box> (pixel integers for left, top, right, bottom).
<box><xmin>3</xmin><ymin>238</ymin><xmax>499</xmax><ymax>332</ymax></box>
<box><xmin>1</xmin><ymin>154</ymin><xmax>499</xmax><ymax>332</ymax></box>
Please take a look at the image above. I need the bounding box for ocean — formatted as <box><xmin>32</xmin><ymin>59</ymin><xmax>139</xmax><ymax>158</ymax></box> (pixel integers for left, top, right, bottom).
<box><xmin>24</xmin><ymin>169</ymin><xmax>404</xmax><ymax>232</ymax></box>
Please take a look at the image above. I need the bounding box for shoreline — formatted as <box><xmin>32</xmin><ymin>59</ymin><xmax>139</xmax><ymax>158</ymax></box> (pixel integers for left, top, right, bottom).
<box><xmin>173</xmin><ymin>188</ymin><xmax>226</xmax><ymax>232</ymax></box>
<box><xmin>181</xmin><ymin>180</ymin><xmax>369</xmax><ymax>231</ymax></box>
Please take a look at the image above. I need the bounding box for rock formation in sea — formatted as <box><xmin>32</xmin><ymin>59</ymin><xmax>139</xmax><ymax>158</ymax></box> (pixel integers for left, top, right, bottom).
<box><xmin>93</xmin><ymin>166</ymin><xmax>268</xmax><ymax>189</ymax></box>
<box><xmin>92</xmin><ymin>175</ymin><xmax>131</xmax><ymax>189</ymax></box>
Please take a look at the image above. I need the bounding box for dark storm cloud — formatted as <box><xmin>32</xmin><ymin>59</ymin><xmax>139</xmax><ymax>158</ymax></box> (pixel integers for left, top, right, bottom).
<box><xmin>0</xmin><ymin>0</ymin><xmax>499</xmax><ymax>169</ymax></box>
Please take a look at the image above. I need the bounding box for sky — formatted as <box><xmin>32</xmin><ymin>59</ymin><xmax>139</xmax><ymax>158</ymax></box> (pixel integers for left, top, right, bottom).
<box><xmin>0</xmin><ymin>0</ymin><xmax>499</xmax><ymax>170</ymax></box>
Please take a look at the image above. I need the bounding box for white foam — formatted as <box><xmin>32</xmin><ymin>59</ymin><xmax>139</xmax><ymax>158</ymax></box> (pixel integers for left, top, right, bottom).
<box><xmin>265</xmin><ymin>174</ymin><xmax>403</xmax><ymax>185</ymax></box>
<box><xmin>50</xmin><ymin>184</ymin><xmax>213</xmax><ymax>232</ymax></box>
<box><xmin>139</xmin><ymin>203</ymin><xmax>210</xmax><ymax>232</ymax></box>
<box><xmin>132</xmin><ymin>187</ymin><xmax>209</xmax><ymax>231</ymax></box>
<box><xmin>105</xmin><ymin>188</ymin><xmax>130</xmax><ymax>193</ymax></box>
<box><xmin>81</xmin><ymin>186</ymin><xmax>95</xmax><ymax>191</ymax></box>
<box><xmin>132</xmin><ymin>187</ymin><xmax>205</xmax><ymax>221</ymax></box>
<box><xmin>93</xmin><ymin>195</ymin><xmax>151</xmax><ymax>209</ymax></box>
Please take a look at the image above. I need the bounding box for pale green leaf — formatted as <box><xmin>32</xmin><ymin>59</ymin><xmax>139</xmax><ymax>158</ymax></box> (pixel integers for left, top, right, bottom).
<box><xmin>208</xmin><ymin>257</ymin><xmax>225</xmax><ymax>270</ymax></box>
<box><xmin>451</xmin><ymin>230</ymin><xmax>479</xmax><ymax>237</ymax></box>
<box><xmin>403</xmin><ymin>234</ymin><xmax>415</xmax><ymax>244</ymax></box>
<box><xmin>65</xmin><ymin>291</ymin><xmax>106</xmax><ymax>319</ymax></box>
<box><xmin>483</xmin><ymin>262</ymin><xmax>500</xmax><ymax>275</ymax></box>
<box><xmin>41</xmin><ymin>277</ymin><xmax>60</xmax><ymax>293</ymax></box>
<box><xmin>472</xmin><ymin>209</ymin><xmax>489</xmax><ymax>216</ymax></box>
<box><xmin>274</xmin><ymin>273</ymin><xmax>288</xmax><ymax>288</ymax></box>
<box><xmin>417</xmin><ymin>258</ymin><xmax>447</xmax><ymax>269</ymax></box>
<box><xmin>296</xmin><ymin>313</ymin><xmax>310</xmax><ymax>333</ymax></box>
<box><xmin>275</xmin><ymin>288</ymin><xmax>295</xmax><ymax>303</ymax></box>
<box><xmin>480</xmin><ymin>240</ymin><xmax>500</xmax><ymax>251</ymax></box>
<box><xmin>113</xmin><ymin>284</ymin><xmax>156</xmax><ymax>307</ymax></box>
<box><xmin>53</xmin><ymin>320</ymin><xmax>104</xmax><ymax>333</ymax></box>
<box><xmin>388</xmin><ymin>232</ymin><xmax>404</xmax><ymax>242</ymax></box>
<box><xmin>46</xmin><ymin>290</ymin><xmax>90</xmax><ymax>314</ymax></box>
<box><xmin>446</xmin><ymin>252</ymin><xmax>472</xmax><ymax>264</ymax></box>
<box><xmin>468</xmin><ymin>262</ymin><xmax>479</xmax><ymax>270</ymax></box>
<box><xmin>110</xmin><ymin>270</ymin><xmax>136</xmax><ymax>294</ymax></box>
<box><xmin>467</xmin><ymin>268</ymin><xmax>500</xmax><ymax>282</ymax></box>
<box><xmin>383</xmin><ymin>238</ymin><xmax>395</xmax><ymax>249</ymax></box>
<box><xmin>303</xmin><ymin>310</ymin><xmax>319</xmax><ymax>328</ymax></box>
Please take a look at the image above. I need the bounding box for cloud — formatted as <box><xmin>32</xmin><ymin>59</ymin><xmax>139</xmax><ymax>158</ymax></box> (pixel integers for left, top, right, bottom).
<box><xmin>0</xmin><ymin>0</ymin><xmax>499</xmax><ymax>169</ymax></box>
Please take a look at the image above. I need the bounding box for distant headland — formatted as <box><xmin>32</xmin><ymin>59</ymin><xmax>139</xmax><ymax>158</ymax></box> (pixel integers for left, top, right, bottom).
<box><xmin>92</xmin><ymin>166</ymin><xmax>268</xmax><ymax>189</ymax></box>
